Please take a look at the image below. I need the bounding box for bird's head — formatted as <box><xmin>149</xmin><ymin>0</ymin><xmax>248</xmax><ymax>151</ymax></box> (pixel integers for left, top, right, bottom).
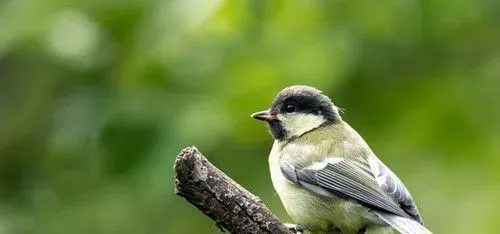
<box><xmin>251</xmin><ymin>85</ymin><xmax>342</xmax><ymax>141</ymax></box>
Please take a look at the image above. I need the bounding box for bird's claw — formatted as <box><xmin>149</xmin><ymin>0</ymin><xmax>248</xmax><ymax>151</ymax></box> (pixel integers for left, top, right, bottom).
<box><xmin>284</xmin><ymin>223</ymin><xmax>304</xmax><ymax>234</ymax></box>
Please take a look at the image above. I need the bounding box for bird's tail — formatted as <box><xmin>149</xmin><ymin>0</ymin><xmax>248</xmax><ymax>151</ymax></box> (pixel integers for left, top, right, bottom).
<box><xmin>374</xmin><ymin>211</ymin><xmax>432</xmax><ymax>234</ymax></box>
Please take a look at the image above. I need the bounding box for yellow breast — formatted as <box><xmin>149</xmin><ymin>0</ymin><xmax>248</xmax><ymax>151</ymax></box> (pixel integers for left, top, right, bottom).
<box><xmin>268</xmin><ymin>140</ymin><xmax>369</xmax><ymax>233</ymax></box>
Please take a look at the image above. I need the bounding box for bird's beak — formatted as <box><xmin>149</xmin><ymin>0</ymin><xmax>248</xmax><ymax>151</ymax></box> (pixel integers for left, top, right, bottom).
<box><xmin>251</xmin><ymin>109</ymin><xmax>276</xmax><ymax>121</ymax></box>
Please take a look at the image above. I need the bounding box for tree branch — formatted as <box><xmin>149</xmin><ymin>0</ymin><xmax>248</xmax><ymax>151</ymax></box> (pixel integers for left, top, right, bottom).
<box><xmin>174</xmin><ymin>146</ymin><xmax>293</xmax><ymax>234</ymax></box>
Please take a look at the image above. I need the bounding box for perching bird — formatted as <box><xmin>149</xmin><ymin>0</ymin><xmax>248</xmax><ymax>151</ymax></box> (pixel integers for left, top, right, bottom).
<box><xmin>251</xmin><ymin>86</ymin><xmax>431</xmax><ymax>234</ymax></box>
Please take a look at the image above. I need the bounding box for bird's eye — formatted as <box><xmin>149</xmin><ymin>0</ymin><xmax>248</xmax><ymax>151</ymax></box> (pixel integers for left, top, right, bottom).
<box><xmin>284</xmin><ymin>104</ymin><xmax>296</xmax><ymax>113</ymax></box>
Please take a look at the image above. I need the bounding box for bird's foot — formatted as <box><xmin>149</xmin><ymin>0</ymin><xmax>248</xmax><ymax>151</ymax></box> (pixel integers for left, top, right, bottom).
<box><xmin>357</xmin><ymin>226</ymin><xmax>367</xmax><ymax>234</ymax></box>
<box><xmin>284</xmin><ymin>223</ymin><xmax>308</xmax><ymax>234</ymax></box>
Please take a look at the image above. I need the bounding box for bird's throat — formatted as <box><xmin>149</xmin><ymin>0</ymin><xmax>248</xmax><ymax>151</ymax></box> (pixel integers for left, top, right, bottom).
<box><xmin>267</xmin><ymin>120</ymin><xmax>286</xmax><ymax>140</ymax></box>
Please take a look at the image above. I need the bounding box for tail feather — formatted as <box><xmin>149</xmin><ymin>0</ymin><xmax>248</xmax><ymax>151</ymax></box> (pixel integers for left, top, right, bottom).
<box><xmin>374</xmin><ymin>211</ymin><xmax>432</xmax><ymax>234</ymax></box>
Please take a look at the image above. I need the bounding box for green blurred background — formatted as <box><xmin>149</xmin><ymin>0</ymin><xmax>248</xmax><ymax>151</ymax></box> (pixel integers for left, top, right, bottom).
<box><xmin>1</xmin><ymin>0</ymin><xmax>500</xmax><ymax>233</ymax></box>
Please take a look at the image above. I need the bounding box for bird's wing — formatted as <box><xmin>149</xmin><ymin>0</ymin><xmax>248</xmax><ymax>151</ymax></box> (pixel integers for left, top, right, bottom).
<box><xmin>368</xmin><ymin>155</ymin><xmax>424</xmax><ymax>224</ymax></box>
<box><xmin>280</xmin><ymin>157</ymin><xmax>411</xmax><ymax>218</ymax></box>
<box><xmin>374</xmin><ymin>211</ymin><xmax>432</xmax><ymax>234</ymax></box>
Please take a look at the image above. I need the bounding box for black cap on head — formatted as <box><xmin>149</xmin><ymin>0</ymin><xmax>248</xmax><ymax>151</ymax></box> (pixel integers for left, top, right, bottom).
<box><xmin>270</xmin><ymin>85</ymin><xmax>338</xmax><ymax>123</ymax></box>
<box><xmin>251</xmin><ymin>85</ymin><xmax>341</xmax><ymax>140</ymax></box>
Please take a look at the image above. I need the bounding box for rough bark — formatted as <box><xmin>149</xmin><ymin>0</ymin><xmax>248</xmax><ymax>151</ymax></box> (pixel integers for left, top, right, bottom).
<box><xmin>174</xmin><ymin>146</ymin><xmax>293</xmax><ymax>234</ymax></box>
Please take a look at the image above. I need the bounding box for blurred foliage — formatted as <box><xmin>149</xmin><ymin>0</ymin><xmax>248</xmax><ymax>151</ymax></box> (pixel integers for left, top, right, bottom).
<box><xmin>1</xmin><ymin>0</ymin><xmax>500</xmax><ymax>233</ymax></box>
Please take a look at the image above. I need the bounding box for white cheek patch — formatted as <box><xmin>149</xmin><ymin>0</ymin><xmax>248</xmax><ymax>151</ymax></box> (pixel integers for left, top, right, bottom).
<box><xmin>277</xmin><ymin>113</ymin><xmax>326</xmax><ymax>138</ymax></box>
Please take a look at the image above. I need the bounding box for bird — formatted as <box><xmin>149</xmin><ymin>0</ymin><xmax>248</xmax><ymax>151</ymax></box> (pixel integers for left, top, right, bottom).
<box><xmin>251</xmin><ymin>85</ymin><xmax>431</xmax><ymax>234</ymax></box>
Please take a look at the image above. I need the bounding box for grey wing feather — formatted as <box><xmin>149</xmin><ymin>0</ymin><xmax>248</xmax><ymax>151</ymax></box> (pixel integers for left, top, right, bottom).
<box><xmin>280</xmin><ymin>160</ymin><xmax>411</xmax><ymax>219</ymax></box>
<box><xmin>281</xmin><ymin>162</ymin><xmax>334</xmax><ymax>197</ymax></box>
<box><xmin>369</xmin><ymin>156</ymin><xmax>424</xmax><ymax>224</ymax></box>
<box><xmin>374</xmin><ymin>211</ymin><xmax>432</xmax><ymax>234</ymax></box>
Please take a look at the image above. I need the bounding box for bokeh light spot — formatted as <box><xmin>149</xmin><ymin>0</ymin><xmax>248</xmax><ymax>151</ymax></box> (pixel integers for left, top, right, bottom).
<box><xmin>45</xmin><ymin>9</ymin><xmax>99</xmax><ymax>64</ymax></box>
